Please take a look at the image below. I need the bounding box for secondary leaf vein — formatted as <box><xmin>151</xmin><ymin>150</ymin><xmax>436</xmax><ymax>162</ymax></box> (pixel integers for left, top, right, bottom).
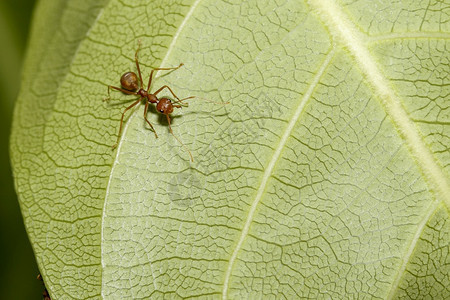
<box><xmin>221</xmin><ymin>49</ymin><xmax>336</xmax><ymax>299</ymax></box>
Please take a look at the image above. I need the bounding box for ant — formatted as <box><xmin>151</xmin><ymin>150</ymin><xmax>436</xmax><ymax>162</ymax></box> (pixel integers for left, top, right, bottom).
<box><xmin>37</xmin><ymin>274</ymin><xmax>51</xmax><ymax>300</ymax></box>
<box><xmin>105</xmin><ymin>41</ymin><xmax>195</xmax><ymax>161</ymax></box>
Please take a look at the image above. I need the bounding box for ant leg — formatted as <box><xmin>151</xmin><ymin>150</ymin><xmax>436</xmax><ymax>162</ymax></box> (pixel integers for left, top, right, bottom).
<box><xmin>112</xmin><ymin>98</ymin><xmax>141</xmax><ymax>149</ymax></box>
<box><xmin>146</xmin><ymin>63</ymin><xmax>184</xmax><ymax>91</ymax></box>
<box><xmin>153</xmin><ymin>85</ymin><xmax>193</xmax><ymax>106</ymax></box>
<box><xmin>134</xmin><ymin>41</ymin><xmax>144</xmax><ymax>89</ymax></box>
<box><xmin>165</xmin><ymin>114</ymin><xmax>193</xmax><ymax>162</ymax></box>
<box><xmin>143</xmin><ymin>101</ymin><xmax>158</xmax><ymax>138</ymax></box>
<box><xmin>104</xmin><ymin>85</ymin><xmax>138</xmax><ymax>101</ymax></box>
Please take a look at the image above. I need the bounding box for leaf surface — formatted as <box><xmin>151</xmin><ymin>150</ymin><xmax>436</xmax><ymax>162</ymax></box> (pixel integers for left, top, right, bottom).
<box><xmin>11</xmin><ymin>0</ymin><xmax>450</xmax><ymax>298</ymax></box>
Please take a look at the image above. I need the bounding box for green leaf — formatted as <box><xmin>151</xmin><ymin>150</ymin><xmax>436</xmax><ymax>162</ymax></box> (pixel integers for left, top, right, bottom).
<box><xmin>11</xmin><ymin>0</ymin><xmax>450</xmax><ymax>298</ymax></box>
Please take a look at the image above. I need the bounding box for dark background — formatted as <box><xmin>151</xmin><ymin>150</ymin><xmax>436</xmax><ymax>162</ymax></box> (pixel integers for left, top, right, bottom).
<box><xmin>0</xmin><ymin>0</ymin><xmax>42</xmax><ymax>298</ymax></box>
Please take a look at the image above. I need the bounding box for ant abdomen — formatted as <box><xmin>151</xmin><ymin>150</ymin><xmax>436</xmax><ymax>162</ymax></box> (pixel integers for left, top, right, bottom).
<box><xmin>120</xmin><ymin>72</ymin><xmax>139</xmax><ymax>91</ymax></box>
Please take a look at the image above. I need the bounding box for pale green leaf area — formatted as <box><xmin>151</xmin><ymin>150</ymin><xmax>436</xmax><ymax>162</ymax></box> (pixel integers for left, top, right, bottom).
<box><xmin>10</xmin><ymin>0</ymin><xmax>449</xmax><ymax>299</ymax></box>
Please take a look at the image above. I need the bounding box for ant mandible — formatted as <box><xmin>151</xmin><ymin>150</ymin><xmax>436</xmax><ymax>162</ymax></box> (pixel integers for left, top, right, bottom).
<box><xmin>105</xmin><ymin>41</ymin><xmax>194</xmax><ymax>161</ymax></box>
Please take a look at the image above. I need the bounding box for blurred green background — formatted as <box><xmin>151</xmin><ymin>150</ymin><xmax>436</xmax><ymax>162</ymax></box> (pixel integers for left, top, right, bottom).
<box><xmin>0</xmin><ymin>0</ymin><xmax>42</xmax><ymax>298</ymax></box>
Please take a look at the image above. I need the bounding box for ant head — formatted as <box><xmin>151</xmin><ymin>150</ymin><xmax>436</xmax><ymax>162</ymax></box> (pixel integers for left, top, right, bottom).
<box><xmin>120</xmin><ymin>72</ymin><xmax>139</xmax><ymax>91</ymax></box>
<box><xmin>156</xmin><ymin>98</ymin><xmax>173</xmax><ymax>115</ymax></box>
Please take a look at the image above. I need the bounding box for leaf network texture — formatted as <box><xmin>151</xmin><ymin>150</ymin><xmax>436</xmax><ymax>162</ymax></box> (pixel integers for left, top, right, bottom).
<box><xmin>10</xmin><ymin>0</ymin><xmax>450</xmax><ymax>299</ymax></box>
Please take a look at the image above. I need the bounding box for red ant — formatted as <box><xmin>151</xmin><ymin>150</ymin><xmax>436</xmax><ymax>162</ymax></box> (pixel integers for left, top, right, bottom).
<box><xmin>105</xmin><ymin>42</ymin><xmax>195</xmax><ymax>161</ymax></box>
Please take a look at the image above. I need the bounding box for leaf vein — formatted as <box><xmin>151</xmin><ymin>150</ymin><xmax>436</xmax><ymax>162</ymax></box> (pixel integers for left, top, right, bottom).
<box><xmin>221</xmin><ymin>49</ymin><xmax>336</xmax><ymax>299</ymax></box>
